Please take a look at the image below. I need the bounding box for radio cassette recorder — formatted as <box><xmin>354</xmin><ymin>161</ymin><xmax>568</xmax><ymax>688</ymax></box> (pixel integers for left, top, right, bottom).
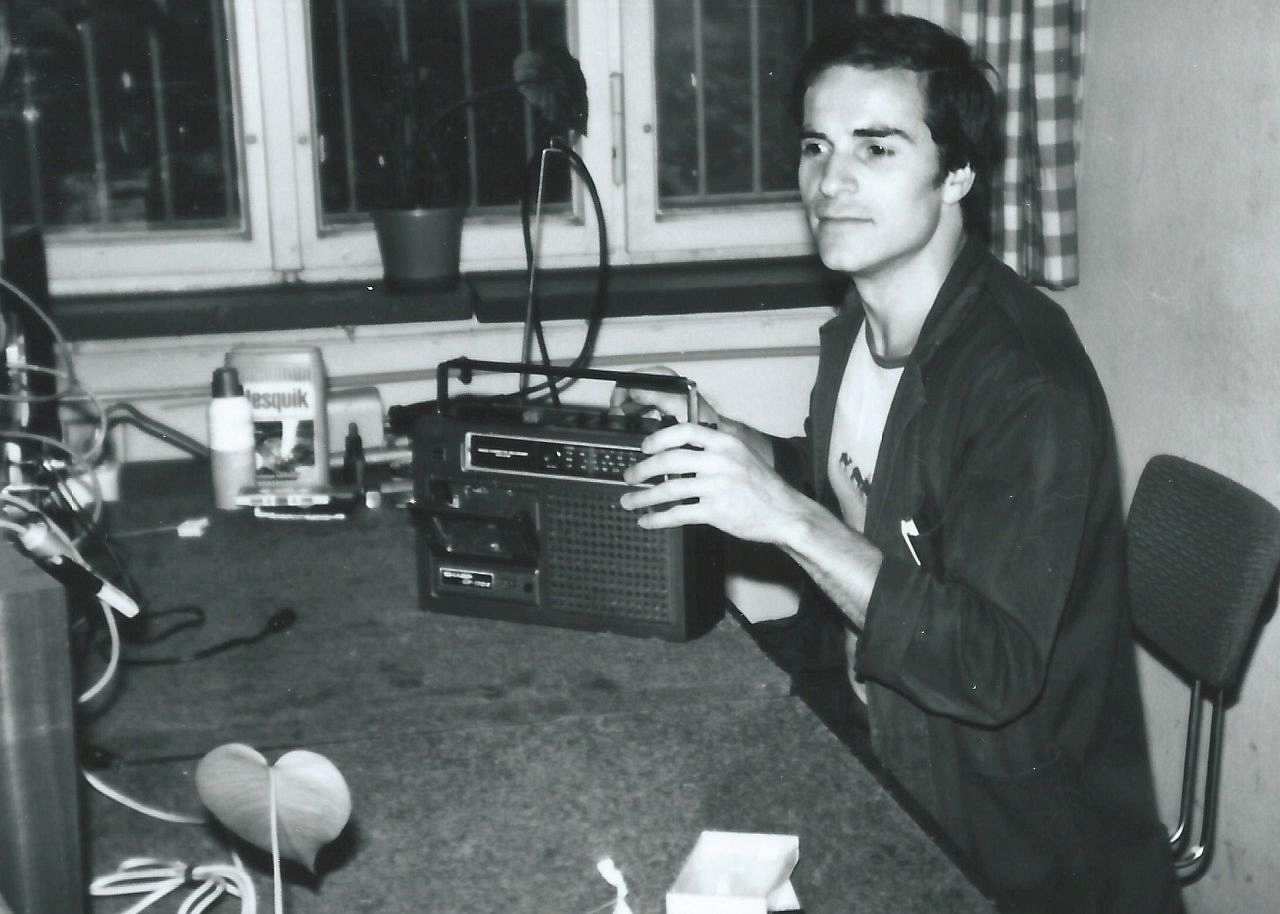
<box><xmin>410</xmin><ymin>359</ymin><xmax>723</xmax><ymax>640</ymax></box>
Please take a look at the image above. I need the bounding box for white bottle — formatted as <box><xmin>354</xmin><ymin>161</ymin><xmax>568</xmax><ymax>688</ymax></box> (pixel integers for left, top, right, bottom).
<box><xmin>208</xmin><ymin>366</ymin><xmax>255</xmax><ymax>509</ymax></box>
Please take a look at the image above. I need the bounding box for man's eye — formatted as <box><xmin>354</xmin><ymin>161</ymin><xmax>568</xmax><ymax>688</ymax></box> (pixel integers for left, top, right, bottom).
<box><xmin>800</xmin><ymin>140</ymin><xmax>826</xmax><ymax>158</ymax></box>
<box><xmin>866</xmin><ymin>144</ymin><xmax>892</xmax><ymax>158</ymax></box>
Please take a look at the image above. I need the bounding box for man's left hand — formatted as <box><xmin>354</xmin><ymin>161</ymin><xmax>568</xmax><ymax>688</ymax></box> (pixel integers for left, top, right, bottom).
<box><xmin>619</xmin><ymin>421</ymin><xmax>804</xmax><ymax>544</ymax></box>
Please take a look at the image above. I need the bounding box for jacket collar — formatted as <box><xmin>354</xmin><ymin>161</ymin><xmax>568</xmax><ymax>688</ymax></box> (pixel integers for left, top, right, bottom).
<box><xmin>810</xmin><ymin>236</ymin><xmax>993</xmax><ymax>505</ymax></box>
<box><xmin>820</xmin><ymin>233</ymin><xmax>992</xmax><ymax>371</ymax></box>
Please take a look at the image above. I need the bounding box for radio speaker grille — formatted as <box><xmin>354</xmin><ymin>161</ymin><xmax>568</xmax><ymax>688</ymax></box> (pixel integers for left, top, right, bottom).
<box><xmin>411</xmin><ymin>405</ymin><xmax>721</xmax><ymax>640</ymax></box>
<box><xmin>540</xmin><ymin>490</ymin><xmax>674</xmax><ymax>623</ymax></box>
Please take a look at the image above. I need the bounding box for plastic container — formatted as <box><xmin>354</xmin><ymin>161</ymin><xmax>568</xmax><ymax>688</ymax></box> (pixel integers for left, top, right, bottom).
<box><xmin>207</xmin><ymin>366</ymin><xmax>256</xmax><ymax>509</ymax></box>
<box><xmin>227</xmin><ymin>346</ymin><xmax>329</xmax><ymax>491</ymax></box>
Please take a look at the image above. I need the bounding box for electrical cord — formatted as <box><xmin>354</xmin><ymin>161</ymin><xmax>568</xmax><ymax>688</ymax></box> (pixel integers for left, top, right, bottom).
<box><xmin>48</xmin><ymin>455</ymin><xmax>106</xmax><ymax>543</ymax></box>
<box><xmin>108</xmin><ymin>607</ymin><xmax>297</xmax><ymax>666</ymax></box>
<box><xmin>516</xmin><ymin>145</ymin><xmax>564</xmax><ymax>404</ymax></box>
<box><xmin>557</xmin><ymin>141</ymin><xmax>610</xmax><ymax>371</ymax></box>
<box><xmin>0</xmin><ymin>274</ymin><xmax>72</xmax><ymax>370</ymax></box>
<box><xmin>2</xmin><ymin>505</ymin><xmax>134</xmax><ymax>704</ymax></box>
<box><xmin>0</xmin><ymin>273</ymin><xmax>111</xmax><ymax>532</ymax></box>
<box><xmin>107</xmin><ymin>401</ymin><xmax>212</xmax><ymax>461</ymax></box>
<box><xmin>384</xmin><ymin>139</ymin><xmax>609</xmax><ymax>426</ymax></box>
<box><xmin>90</xmin><ymin>855</ymin><xmax>257</xmax><ymax>914</ymax></box>
<box><xmin>82</xmin><ymin>770</ymin><xmax>205</xmax><ymax>826</ymax></box>
<box><xmin>512</xmin><ymin>136</ymin><xmax>609</xmax><ymax>403</ymax></box>
<box><xmin>121</xmin><ymin>605</ymin><xmax>208</xmax><ymax>643</ymax></box>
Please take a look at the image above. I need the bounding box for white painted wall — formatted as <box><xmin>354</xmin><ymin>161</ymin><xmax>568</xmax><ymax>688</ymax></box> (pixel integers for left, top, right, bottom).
<box><xmin>1052</xmin><ymin>2</ymin><xmax>1280</xmax><ymax>910</ymax></box>
<box><xmin>68</xmin><ymin>308</ymin><xmax>829</xmax><ymax>461</ymax></box>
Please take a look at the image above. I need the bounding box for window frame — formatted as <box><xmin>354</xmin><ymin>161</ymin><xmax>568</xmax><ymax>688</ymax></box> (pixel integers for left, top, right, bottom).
<box><xmin>39</xmin><ymin>0</ymin><xmax>817</xmax><ymax>299</ymax></box>
<box><xmin>43</xmin><ymin>0</ymin><xmax>277</xmax><ymax>296</ymax></box>
<box><xmin>617</xmin><ymin>0</ymin><xmax>813</xmax><ymax>263</ymax></box>
<box><xmin>284</xmin><ymin>0</ymin><xmax>621</xmax><ymax>283</ymax></box>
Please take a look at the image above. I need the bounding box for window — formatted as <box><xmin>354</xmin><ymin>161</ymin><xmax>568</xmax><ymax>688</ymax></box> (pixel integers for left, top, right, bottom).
<box><xmin>310</xmin><ymin>0</ymin><xmax>573</xmax><ymax>220</ymax></box>
<box><xmin>0</xmin><ymin>1</ymin><xmax>866</xmax><ymax>298</ymax></box>
<box><xmin>622</xmin><ymin>0</ymin><xmax>858</xmax><ymax>259</ymax></box>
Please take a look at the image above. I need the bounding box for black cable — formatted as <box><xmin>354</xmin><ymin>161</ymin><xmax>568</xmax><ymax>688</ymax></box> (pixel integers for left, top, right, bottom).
<box><xmin>517</xmin><ymin>145</ymin><xmax>566</xmax><ymax>405</ymax></box>
<box><xmin>43</xmin><ymin>466</ymin><xmax>146</xmax><ymax>602</ymax></box>
<box><xmin>561</xmin><ymin>141</ymin><xmax>610</xmax><ymax>371</ymax></box>
<box><xmin>392</xmin><ymin>138</ymin><xmax>609</xmax><ymax>419</ymax></box>
<box><xmin>107</xmin><ymin>402</ymin><xmax>211</xmax><ymax>460</ymax></box>
<box><xmin>106</xmin><ymin>607</ymin><xmax>298</xmax><ymax>666</ymax></box>
<box><xmin>512</xmin><ymin>137</ymin><xmax>609</xmax><ymax>403</ymax></box>
<box><xmin>120</xmin><ymin>606</ymin><xmax>207</xmax><ymax>644</ymax></box>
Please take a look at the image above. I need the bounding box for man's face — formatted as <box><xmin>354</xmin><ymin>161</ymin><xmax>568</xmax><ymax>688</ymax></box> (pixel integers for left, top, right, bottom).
<box><xmin>798</xmin><ymin>65</ymin><xmax>958</xmax><ymax>279</ymax></box>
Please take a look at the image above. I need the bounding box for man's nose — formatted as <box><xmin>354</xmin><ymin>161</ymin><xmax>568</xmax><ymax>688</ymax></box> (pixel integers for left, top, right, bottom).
<box><xmin>819</xmin><ymin>153</ymin><xmax>857</xmax><ymax>197</ymax></box>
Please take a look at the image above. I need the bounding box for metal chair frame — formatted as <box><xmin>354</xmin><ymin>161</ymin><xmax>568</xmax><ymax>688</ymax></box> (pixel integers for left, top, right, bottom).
<box><xmin>1166</xmin><ymin>679</ymin><xmax>1223</xmax><ymax>880</ymax></box>
<box><xmin>1127</xmin><ymin>454</ymin><xmax>1280</xmax><ymax>884</ymax></box>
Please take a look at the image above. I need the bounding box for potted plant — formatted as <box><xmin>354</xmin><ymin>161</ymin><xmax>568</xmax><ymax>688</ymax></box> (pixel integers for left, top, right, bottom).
<box><xmin>369</xmin><ymin>44</ymin><xmax>588</xmax><ymax>292</ymax></box>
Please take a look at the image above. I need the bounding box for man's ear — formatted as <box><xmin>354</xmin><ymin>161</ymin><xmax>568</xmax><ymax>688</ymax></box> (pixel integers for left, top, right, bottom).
<box><xmin>941</xmin><ymin>163</ymin><xmax>975</xmax><ymax>205</ymax></box>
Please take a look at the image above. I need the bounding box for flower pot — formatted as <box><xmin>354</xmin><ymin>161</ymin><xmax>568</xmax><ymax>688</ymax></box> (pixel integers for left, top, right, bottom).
<box><xmin>371</xmin><ymin>206</ymin><xmax>465</xmax><ymax>291</ymax></box>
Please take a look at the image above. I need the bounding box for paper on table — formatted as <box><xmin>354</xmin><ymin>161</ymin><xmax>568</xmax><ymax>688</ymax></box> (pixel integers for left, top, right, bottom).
<box><xmin>666</xmin><ymin>831</ymin><xmax>800</xmax><ymax>914</ymax></box>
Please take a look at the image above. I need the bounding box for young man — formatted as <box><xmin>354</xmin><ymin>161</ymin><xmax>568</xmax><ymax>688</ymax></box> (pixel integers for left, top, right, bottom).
<box><xmin>615</xmin><ymin>14</ymin><xmax>1181</xmax><ymax>914</ymax></box>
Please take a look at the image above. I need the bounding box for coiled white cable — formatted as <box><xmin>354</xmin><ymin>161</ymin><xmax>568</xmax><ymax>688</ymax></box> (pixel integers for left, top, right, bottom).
<box><xmin>0</xmin><ymin>495</ymin><xmax>124</xmax><ymax>704</ymax></box>
<box><xmin>0</xmin><ymin>275</ymin><xmax>110</xmax><ymax>530</ymax></box>
<box><xmin>82</xmin><ymin>770</ymin><xmax>205</xmax><ymax>826</ymax></box>
<box><xmin>90</xmin><ymin>855</ymin><xmax>257</xmax><ymax>914</ymax></box>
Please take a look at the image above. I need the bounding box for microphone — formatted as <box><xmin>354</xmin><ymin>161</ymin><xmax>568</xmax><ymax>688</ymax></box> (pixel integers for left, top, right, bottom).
<box><xmin>17</xmin><ymin>521</ymin><xmax>139</xmax><ymax>618</ymax></box>
<box><xmin>34</xmin><ymin>553</ymin><xmax>139</xmax><ymax>618</ymax></box>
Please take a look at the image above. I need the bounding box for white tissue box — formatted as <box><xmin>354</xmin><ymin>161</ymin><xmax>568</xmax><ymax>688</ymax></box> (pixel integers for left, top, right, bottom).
<box><xmin>665</xmin><ymin>830</ymin><xmax>800</xmax><ymax>914</ymax></box>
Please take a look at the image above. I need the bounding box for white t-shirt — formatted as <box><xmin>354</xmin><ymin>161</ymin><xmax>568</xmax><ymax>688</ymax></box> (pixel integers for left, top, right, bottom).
<box><xmin>826</xmin><ymin>324</ymin><xmax>904</xmax><ymax>704</ymax></box>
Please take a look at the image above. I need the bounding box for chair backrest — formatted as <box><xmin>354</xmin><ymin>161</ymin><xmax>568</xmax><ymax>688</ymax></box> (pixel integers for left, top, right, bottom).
<box><xmin>1127</xmin><ymin>454</ymin><xmax>1280</xmax><ymax>691</ymax></box>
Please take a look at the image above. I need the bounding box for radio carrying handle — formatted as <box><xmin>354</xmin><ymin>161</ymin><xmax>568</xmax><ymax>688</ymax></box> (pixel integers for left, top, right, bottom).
<box><xmin>437</xmin><ymin>358</ymin><xmax>700</xmax><ymax>424</ymax></box>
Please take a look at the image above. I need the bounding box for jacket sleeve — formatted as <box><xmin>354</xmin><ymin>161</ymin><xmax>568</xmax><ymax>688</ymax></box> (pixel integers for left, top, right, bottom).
<box><xmin>767</xmin><ymin>415</ymin><xmax>814</xmax><ymax>496</ymax></box>
<box><xmin>855</xmin><ymin>378</ymin><xmax>1097</xmax><ymax>727</ymax></box>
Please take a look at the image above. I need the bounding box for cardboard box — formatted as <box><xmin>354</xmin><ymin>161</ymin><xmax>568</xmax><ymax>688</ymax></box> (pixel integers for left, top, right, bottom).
<box><xmin>666</xmin><ymin>831</ymin><xmax>800</xmax><ymax>914</ymax></box>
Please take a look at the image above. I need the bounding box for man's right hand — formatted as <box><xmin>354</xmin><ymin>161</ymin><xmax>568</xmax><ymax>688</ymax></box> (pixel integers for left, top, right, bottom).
<box><xmin>608</xmin><ymin>365</ymin><xmax>720</xmax><ymax>427</ymax></box>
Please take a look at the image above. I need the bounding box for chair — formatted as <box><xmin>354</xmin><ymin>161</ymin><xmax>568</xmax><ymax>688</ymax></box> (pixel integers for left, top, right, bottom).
<box><xmin>1127</xmin><ymin>454</ymin><xmax>1280</xmax><ymax>882</ymax></box>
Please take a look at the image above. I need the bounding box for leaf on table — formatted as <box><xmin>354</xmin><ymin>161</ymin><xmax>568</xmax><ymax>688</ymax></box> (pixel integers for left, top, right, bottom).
<box><xmin>195</xmin><ymin>742</ymin><xmax>352</xmax><ymax>871</ymax></box>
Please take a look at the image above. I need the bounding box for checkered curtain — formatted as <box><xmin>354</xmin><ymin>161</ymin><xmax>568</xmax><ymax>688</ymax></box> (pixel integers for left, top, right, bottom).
<box><xmin>957</xmin><ymin>0</ymin><xmax>1086</xmax><ymax>288</ymax></box>
<box><xmin>885</xmin><ymin>1</ymin><xmax>1087</xmax><ymax>287</ymax></box>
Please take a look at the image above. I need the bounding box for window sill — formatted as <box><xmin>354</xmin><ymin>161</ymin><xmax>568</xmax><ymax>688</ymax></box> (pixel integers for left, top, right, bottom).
<box><xmin>54</xmin><ymin>257</ymin><xmax>844</xmax><ymax>342</ymax></box>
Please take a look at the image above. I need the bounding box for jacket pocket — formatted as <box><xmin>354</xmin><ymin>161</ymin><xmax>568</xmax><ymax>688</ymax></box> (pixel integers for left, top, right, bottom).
<box><xmin>898</xmin><ymin>494</ymin><xmax>946</xmax><ymax>577</ymax></box>
<box><xmin>958</xmin><ymin>752</ymin><xmax>1100</xmax><ymax>914</ymax></box>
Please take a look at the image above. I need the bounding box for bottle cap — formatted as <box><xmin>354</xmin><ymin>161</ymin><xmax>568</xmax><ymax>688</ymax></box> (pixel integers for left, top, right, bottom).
<box><xmin>211</xmin><ymin>366</ymin><xmax>244</xmax><ymax>398</ymax></box>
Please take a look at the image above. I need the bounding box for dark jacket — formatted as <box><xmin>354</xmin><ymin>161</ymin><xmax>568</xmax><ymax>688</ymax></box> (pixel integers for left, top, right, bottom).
<box><xmin>772</xmin><ymin>239</ymin><xmax>1179</xmax><ymax>913</ymax></box>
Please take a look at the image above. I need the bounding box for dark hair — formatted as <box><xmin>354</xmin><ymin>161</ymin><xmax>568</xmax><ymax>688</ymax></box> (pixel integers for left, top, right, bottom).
<box><xmin>792</xmin><ymin>14</ymin><xmax>1000</xmax><ymax>238</ymax></box>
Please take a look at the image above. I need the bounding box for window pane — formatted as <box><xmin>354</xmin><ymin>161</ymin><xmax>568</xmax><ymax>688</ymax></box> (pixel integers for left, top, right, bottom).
<box><xmin>311</xmin><ymin>0</ymin><xmax>572</xmax><ymax>226</ymax></box>
<box><xmin>0</xmin><ymin>0</ymin><xmax>242</xmax><ymax>234</ymax></box>
<box><xmin>654</xmin><ymin>0</ymin><xmax>873</xmax><ymax>209</ymax></box>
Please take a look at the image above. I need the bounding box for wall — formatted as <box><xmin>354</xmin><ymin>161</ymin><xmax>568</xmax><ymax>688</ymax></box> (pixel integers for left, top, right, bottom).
<box><xmin>68</xmin><ymin>310</ymin><xmax>828</xmax><ymax>458</ymax></box>
<box><xmin>1054</xmin><ymin>2</ymin><xmax>1280</xmax><ymax>911</ymax></box>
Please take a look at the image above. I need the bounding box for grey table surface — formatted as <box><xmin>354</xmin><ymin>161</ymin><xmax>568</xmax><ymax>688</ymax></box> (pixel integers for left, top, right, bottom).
<box><xmin>78</xmin><ymin>472</ymin><xmax>994</xmax><ymax>913</ymax></box>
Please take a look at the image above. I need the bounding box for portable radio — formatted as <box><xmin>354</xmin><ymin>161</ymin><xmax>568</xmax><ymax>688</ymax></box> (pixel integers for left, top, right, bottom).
<box><xmin>410</xmin><ymin>359</ymin><xmax>723</xmax><ymax>640</ymax></box>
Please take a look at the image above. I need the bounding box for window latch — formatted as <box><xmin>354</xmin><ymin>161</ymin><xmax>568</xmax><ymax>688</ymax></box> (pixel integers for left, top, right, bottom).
<box><xmin>609</xmin><ymin>72</ymin><xmax>625</xmax><ymax>186</ymax></box>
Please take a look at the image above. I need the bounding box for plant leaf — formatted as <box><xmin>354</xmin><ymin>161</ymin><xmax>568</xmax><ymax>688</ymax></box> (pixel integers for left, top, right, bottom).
<box><xmin>512</xmin><ymin>47</ymin><xmax>588</xmax><ymax>137</ymax></box>
<box><xmin>196</xmin><ymin>742</ymin><xmax>352</xmax><ymax>872</ymax></box>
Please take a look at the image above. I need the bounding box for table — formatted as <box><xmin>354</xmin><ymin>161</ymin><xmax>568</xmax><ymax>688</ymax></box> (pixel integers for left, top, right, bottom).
<box><xmin>79</xmin><ymin>468</ymin><xmax>993</xmax><ymax>913</ymax></box>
